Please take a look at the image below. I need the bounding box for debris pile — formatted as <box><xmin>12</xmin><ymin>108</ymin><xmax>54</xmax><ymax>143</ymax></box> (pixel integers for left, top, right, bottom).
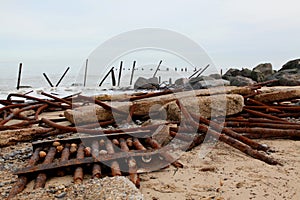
<box><xmin>0</xmin><ymin>83</ymin><xmax>299</xmax><ymax>199</ymax></box>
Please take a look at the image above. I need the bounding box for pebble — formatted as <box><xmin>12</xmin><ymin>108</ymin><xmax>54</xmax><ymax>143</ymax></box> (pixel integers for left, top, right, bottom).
<box><xmin>55</xmin><ymin>192</ymin><xmax>67</xmax><ymax>198</ymax></box>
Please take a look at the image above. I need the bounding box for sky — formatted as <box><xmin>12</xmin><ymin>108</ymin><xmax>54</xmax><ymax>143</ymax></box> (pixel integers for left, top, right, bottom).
<box><xmin>1</xmin><ymin>0</ymin><xmax>300</xmax><ymax>80</ymax></box>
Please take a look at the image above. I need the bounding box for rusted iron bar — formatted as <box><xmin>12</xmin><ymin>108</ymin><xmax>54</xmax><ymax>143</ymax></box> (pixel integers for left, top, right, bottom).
<box><xmin>74</xmin><ymin>143</ymin><xmax>85</xmax><ymax>184</ymax></box>
<box><xmin>55</xmin><ymin>67</ymin><xmax>70</xmax><ymax>87</ymax></box>
<box><xmin>41</xmin><ymin>92</ymin><xmax>73</xmax><ymax>107</ymax></box>
<box><xmin>43</xmin><ymin>73</ymin><xmax>54</xmax><ymax>87</ymax></box>
<box><xmin>243</xmin><ymin>108</ymin><xmax>287</xmax><ymax>122</ymax></box>
<box><xmin>145</xmin><ymin>138</ymin><xmax>183</xmax><ymax>168</ymax></box>
<box><xmin>57</xmin><ymin>143</ymin><xmax>70</xmax><ymax>177</ymax></box>
<box><xmin>41</xmin><ymin>117</ymin><xmax>152</xmax><ymax>137</ymax></box>
<box><xmin>129</xmin><ymin>89</ymin><xmax>179</xmax><ymax>101</ymax></box>
<box><xmin>246</xmin><ymin>98</ymin><xmax>282</xmax><ymax>113</ymax></box>
<box><xmin>225</xmin><ymin>121</ymin><xmax>300</xmax><ymax>130</ymax></box>
<box><xmin>245</xmin><ymin>105</ymin><xmax>300</xmax><ymax>112</ymax></box>
<box><xmin>8</xmin><ymin>147</ymin><xmax>41</xmax><ymax>199</ymax></box>
<box><xmin>34</xmin><ymin>147</ymin><xmax>56</xmax><ymax>189</ymax></box>
<box><xmin>193</xmin><ymin>114</ymin><xmax>269</xmax><ymax>151</ymax></box>
<box><xmin>130</xmin><ymin>61</ymin><xmax>136</xmax><ymax>85</ymax></box>
<box><xmin>178</xmin><ymin>101</ymin><xmax>279</xmax><ymax>165</ymax></box>
<box><xmin>91</xmin><ymin>140</ymin><xmax>102</xmax><ymax>178</ymax></box>
<box><xmin>119</xmin><ymin>138</ymin><xmax>140</xmax><ymax>187</ymax></box>
<box><xmin>15</xmin><ymin>150</ymin><xmax>162</xmax><ymax>176</ymax></box>
<box><xmin>7</xmin><ymin>93</ymin><xmax>64</xmax><ymax>108</ymax></box>
<box><xmin>16</xmin><ymin>63</ymin><xmax>23</xmax><ymax>90</ymax></box>
<box><xmin>0</xmin><ymin>103</ymin><xmax>32</xmax><ymax>115</ymax></box>
<box><xmin>229</xmin><ymin>127</ymin><xmax>300</xmax><ymax>138</ymax></box>
<box><xmin>0</xmin><ymin>104</ymin><xmax>43</xmax><ymax>126</ymax></box>
<box><xmin>133</xmin><ymin>137</ymin><xmax>147</xmax><ymax>151</ymax></box>
<box><xmin>106</xmin><ymin>140</ymin><xmax>122</xmax><ymax>176</ymax></box>
<box><xmin>76</xmin><ymin>95</ymin><xmax>127</xmax><ymax>115</ymax></box>
<box><xmin>35</xmin><ymin>104</ymin><xmax>48</xmax><ymax>120</ymax></box>
<box><xmin>275</xmin><ymin>112</ymin><xmax>300</xmax><ymax>118</ymax></box>
<box><xmin>198</xmin><ymin>125</ymin><xmax>280</xmax><ymax>165</ymax></box>
<box><xmin>250</xmin><ymin>79</ymin><xmax>279</xmax><ymax>87</ymax></box>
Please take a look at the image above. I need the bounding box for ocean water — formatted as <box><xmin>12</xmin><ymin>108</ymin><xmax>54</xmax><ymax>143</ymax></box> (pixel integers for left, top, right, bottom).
<box><xmin>0</xmin><ymin>65</ymin><xmax>196</xmax><ymax>99</ymax></box>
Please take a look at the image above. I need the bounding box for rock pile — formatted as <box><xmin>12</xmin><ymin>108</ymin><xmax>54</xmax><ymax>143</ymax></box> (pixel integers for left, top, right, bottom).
<box><xmin>222</xmin><ymin>58</ymin><xmax>300</xmax><ymax>86</ymax></box>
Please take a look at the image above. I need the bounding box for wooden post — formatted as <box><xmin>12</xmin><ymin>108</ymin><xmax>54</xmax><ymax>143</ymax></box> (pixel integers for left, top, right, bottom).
<box><xmin>129</xmin><ymin>61</ymin><xmax>136</xmax><ymax>85</ymax></box>
<box><xmin>16</xmin><ymin>63</ymin><xmax>22</xmax><ymax>90</ymax></box>
<box><xmin>55</xmin><ymin>67</ymin><xmax>70</xmax><ymax>87</ymax></box>
<box><xmin>83</xmin><ymin>59</ymin><xmax>88</xmax><ymax>87</ymax></box>
<box><xmin>117</xmin><ymin>61</ymin><xmax>123</xmax><ymax>87</ymax></box>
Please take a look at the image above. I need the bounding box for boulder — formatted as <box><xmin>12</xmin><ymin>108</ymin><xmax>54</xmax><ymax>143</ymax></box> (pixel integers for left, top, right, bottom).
<box><xmin>251</xmin><ymin>63</ymin><xmax>273</xmax><ymax>82</ymax></box>
<box><xmin>279</xmin><ymin>73</ymin><xmax>300</xmax><ymax>86</ymax></box>
<box><xmin>279</xmin><ymin>59</ymin><xmax>300</xmax><ymax>71</ymax></box>
<box><xmin>222</xmin><ymin>68</ymin><xmax>242</xmax><ymax>80</ymax></box>
<box><xmin>240</xmin><ymin>68</ymin><xmax>253</xmax><ymax>78</ymax></box>
<box><xmin>229</xmin><ymin>76</ymin><xmax>256</xmax><ymax>86</ymax></box>
<box><xmin>134</xmin><ymin>77</ymin><xmax>159</xmax><ymax>89</ymax></box>
<box><xmin>267</xmin><ymin>68</ymin><xmax>300</xmax><ymax>86</ymax></box>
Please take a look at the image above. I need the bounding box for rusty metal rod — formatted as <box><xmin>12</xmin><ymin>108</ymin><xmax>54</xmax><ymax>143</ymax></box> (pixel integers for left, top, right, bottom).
<box><xmin>57</xmin><ymin>144</ymin><xmax>70</xmax><ymax>177</ymax></box>
<box><xmin>34</xmin><ymin>147</ymin><xmax>56</xmax><ymax>189</ymax></box>
<box><xmin>225</xmin><ymin>121</ymin><xmax>300</xmax><ymax>130</ymax></box>
<box><xmin>7</xmin><ymin>93</ymin><xmax>64</xmax><ymax>108</ymax></box>
<box><xmin>41</xmin><ymin>92</ymin><xmax>73</xmax><ymax>107</ymax></box>
<box><xmin>91</xmin><ymin>140</ymin><xmax>101</xmax><ymax>178</ymax></box>
<box><xmin>145</xmin><ymin>138</ymin><xmax>183</xmax><ymax>168</ymax></box>
<box><xmin>106</xmin><ymin>140</ymin><xmax>122</xmax><ymax>176</ymax></box>
<box><xmin>74</xmin><ymin>143</ymin><xmax>85</xmax><ymax>184</ymax></box>
<box><xmin>8</xmin><ymin>147</ymin><xmax>41</xmax><ymax>199</ymax></box>
<box><xmin>229</xmin><ymin>127</ymin><xmax>300</xmax><ymax>138</ymax></box>
<box><xmin>76</xmin><ymin>95</ymin><xmax>127</xmax><ymax>115</ymax></box>
<box><xmin>243</xmin><ymin>108</ymin><xmax>287</xmax><ymax>122</ymax></box>
<box><xmin>179</xmin><ymin>101</ymin><xmax>280</xmax><ymax>165</ymax></box>
<box><xmin>0</xmin><ymin>104</ymin><xmax>44</xmax><ymax>126</ymax></box>
<box><xmin>119</xmin><ymin>138</ymin><xmax>140</xmax><ymax>187</ymax></box>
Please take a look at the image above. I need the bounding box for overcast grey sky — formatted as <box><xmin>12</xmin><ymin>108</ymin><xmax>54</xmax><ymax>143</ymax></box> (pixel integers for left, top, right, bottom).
<box><xmin>1</xmin><ymin>0</ymin><xmax>300</xmax><ymax>76</ymax></box>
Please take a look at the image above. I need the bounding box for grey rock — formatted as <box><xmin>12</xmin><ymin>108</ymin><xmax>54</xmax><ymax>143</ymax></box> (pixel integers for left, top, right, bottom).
<box><xmin>55</xmin><ymin>192</ymin><xmax>67</xmax><ymax>198</ymax></box>
<box><xmin>230</xmin><ymin>76</ymin><xmax>257</xmax><ymax>86</ymax></box>
<box><xmin>280</xmin><ymin>59</ymin><xmax>300</xmax><ymax>71</ymax></box>
<box><xmin>134</xmin><ymin>77</ymin><xmax>159</xmax><ymax>89</ymax></box>
<box><xmin>240</xmin><ymin>68</ymin><xmax>253</xmax><ymax>78</ymax></box>
<box><xmin>279</xmin><ymin>74</ymin><xmax>300</xmax><ymax>86</ymax></box>
<box><xmin>251</xmin><ymin>63</ymin><xmax>273</xmax><ymax>82</ymax></box>
<box><xmin>222</xmin><ymin>68</ymin><xmax>242</xmax><ymax>80</ymax></box>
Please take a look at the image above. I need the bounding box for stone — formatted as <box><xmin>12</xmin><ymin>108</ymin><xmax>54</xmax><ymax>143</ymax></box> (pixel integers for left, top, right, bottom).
<box><xmin>174</xmin><ymin>78</ymin><xmax>189</xmax><ymax>86</ymax></box>
<box><xmin>229</xmin><ymin>76</ymin><xmax>256</xmax><ymax>86</ymax></box>
<box><xmin>267</xmin><ymin>68</ymin><xmax>300</xmax><ymax>86</ymax></box>
<box><xmin>240</xmin><ymin>68</ymin><xmax>253</xmax><ymax>78</ymax></box>
<box><xmin>222</xmin><ymin>68</ymin><xmax>242</xmax><ymax>80</ymax></box>
<box><xmin>279</xmin><ymin>59</ymin><xmax>300</xmax><ymax>71</ymax></box>
<box><xmin>134</xmin><ymin>77</ymin><xmax>159</xmax><ymax>89</ymax></box>
<box><xmin>251</xmin><ymin>63</ymin><xmax>273</xmax><ymax>82</ymax></box>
